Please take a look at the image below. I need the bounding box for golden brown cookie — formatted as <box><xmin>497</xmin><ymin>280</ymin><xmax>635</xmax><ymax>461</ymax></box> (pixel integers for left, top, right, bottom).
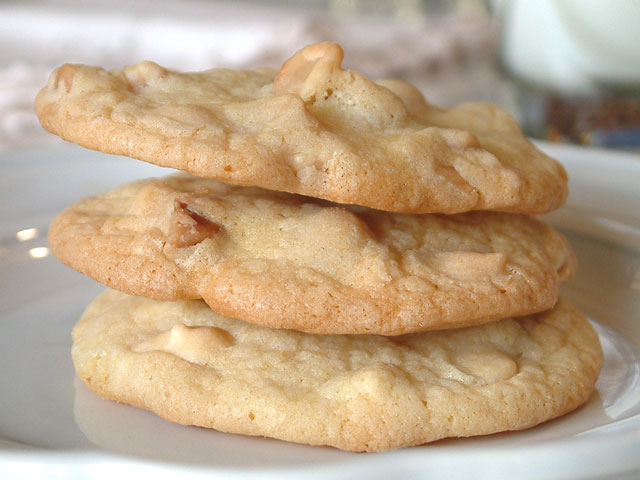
<box><xmin>72</xmin><ymin>290</ymin><xmax>603</xmax><ymax>452</ymax></box>
<box><xmin>50</xmin><ymin>174</ymin><xmax>576</xmax><ymax>335</ymax></box>
<box><xmin>36</xmin><ymin>42</ymin><xmax>567</xmax><ymax>214</ymax></box>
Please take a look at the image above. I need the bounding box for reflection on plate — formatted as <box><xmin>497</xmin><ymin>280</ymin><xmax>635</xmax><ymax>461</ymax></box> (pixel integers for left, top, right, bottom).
<box><xmin>0</xmin><ymin>142</ymin><xmax>639</xmax><ymax>479</ymax></box>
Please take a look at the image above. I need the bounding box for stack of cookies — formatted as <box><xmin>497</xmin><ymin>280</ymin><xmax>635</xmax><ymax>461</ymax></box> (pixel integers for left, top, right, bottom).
<box><xmin>35</xmin><ymin>43</ymin><xmax>602</xmax><ymax>452</ymax></box>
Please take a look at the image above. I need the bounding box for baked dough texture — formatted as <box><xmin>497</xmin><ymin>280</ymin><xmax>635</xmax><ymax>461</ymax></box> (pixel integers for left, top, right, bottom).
<box><xmin>36</xmin><ymin>42</ymin><xmax>567</xmax><ymax>214</ymax></box>
<box><xmin>49</xmin><ymin>175</ymin><xmax>576</xmax><ymax>335</ymax></box>
<box><xmin>72</xmin><ymin>290</ymin><xmax>603</xmax><ymax>452</ymax></box>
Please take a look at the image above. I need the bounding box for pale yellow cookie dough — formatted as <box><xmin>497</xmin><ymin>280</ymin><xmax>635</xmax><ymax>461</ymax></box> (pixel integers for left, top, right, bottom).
<box><xmin>72</xmin><ymin>290</ymin><xmax>603</xmax><ymax>452</ymax></box>
<box><xmin>36</xmin><ymin>42</ymin><xmax>567</xmax><ymax>214</ymax></box>
<box><xmin>50</xmin><ymin>174</ymin><xmax>576</xmax><ymax>335</ymax></box>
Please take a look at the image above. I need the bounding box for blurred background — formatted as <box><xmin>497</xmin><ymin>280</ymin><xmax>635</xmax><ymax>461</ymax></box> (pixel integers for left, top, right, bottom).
<box><xmin>1</xmin><ymin>0</ymin><xmax>639</xmax><ymax>150</ymax></box>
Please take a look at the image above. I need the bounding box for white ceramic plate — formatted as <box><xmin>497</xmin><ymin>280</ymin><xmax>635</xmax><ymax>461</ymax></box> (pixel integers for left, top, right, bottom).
<box><xmin>0</xmin><ymin>142</ymin><xmax>639</xmax><ymax>479</ymax></box>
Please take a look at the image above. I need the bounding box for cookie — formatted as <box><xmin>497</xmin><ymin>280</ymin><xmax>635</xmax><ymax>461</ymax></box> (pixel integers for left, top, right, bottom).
<box><xmin>72</xmin><ymin>290</ymin><xmax>603</xmax><ymax>452</ymax></box>
<box><xmin>36</xmin><ymin>42</ymin><xmax>567</xmax><ymax>214</ymax></box>
<box><xmin>49</xmin><ymin>174</ymin><xmax>576</xmax><ymax>335</ymax></box>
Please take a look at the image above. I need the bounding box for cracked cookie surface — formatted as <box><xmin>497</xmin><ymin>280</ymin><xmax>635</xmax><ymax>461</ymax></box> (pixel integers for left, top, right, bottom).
<box><xmin>36</xmin><ymin>42</ymin><xmax>567</xmax><ymax>214</ymax></box>
<box><xmin>50</xmin><ymin>174</ymin><xmax>575</xmax><ymax>334</ymax></box>
<box><xmin>72</xmin><ymin>290</ymin><xmax>603</xmax><ymax>452</ymax></box>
